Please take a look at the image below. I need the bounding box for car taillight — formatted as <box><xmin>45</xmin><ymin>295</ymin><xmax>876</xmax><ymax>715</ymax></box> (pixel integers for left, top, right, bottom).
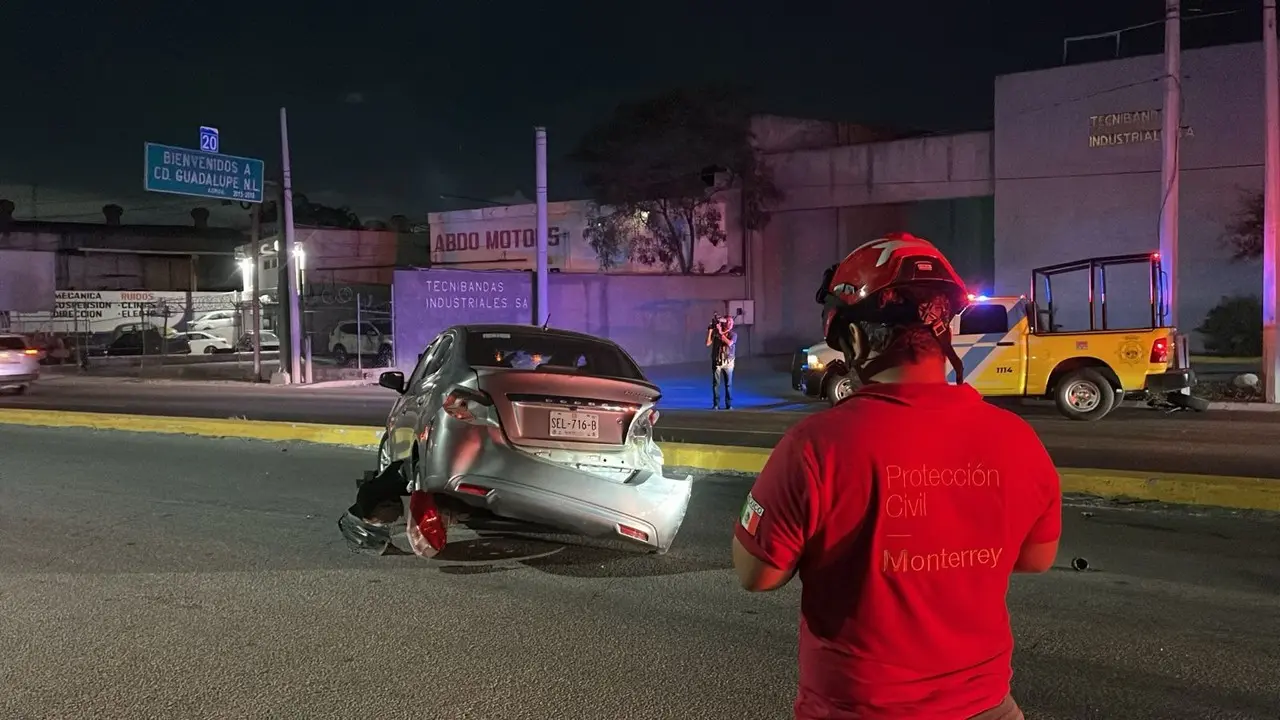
<box><xmin>1150</xmin><ymin>336</ymin><xmax>1169</xmax><ymax>364</ymax></box>
<box><xmin>443</xmin><ymin>387</ymin><xmax>492</xmax><ymax>423</ymax></box>
<box><xmin>628</xmin><ymin>408</ymin><xmax>659</xmax><ymax>442</ymax></box>
<box><xmin>22</xmin><ymin>349</ymin><xmax>38</xmax><ymax>356</ymax></box>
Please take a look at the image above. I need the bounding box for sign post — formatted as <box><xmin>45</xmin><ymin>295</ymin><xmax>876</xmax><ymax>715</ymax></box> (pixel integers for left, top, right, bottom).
<box><xmin>1264</xmin><ymin>1</ymin><xmax>1280</xmax><ymax>403</ymax></box>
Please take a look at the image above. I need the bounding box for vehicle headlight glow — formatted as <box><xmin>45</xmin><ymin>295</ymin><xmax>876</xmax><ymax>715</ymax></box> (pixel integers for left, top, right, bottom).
<box><xmin>807</xmin><ymin>353</ymin><xmax>823</xmax><ymax>369</ymax></box>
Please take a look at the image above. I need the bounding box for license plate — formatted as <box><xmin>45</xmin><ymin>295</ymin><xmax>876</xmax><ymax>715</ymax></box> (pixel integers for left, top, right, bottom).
<box><xmin>549</xmin><ymin>410</ymin><xmax>600</xmax><ymax>439</ymax></box>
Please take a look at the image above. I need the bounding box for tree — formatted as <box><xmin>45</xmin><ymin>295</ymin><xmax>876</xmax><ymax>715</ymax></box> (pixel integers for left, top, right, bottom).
<box><xmin>293</xmin><ymin>193</ymin><xmax>363</xmax><ymax>229</ymax></box>
<box><xmin>1223</xmin><ymin>189</ymin><xmax>1263</xmax><ymax>261</ymax></box>
<box><xmin>571</xmin><ymin>86</ymin><xmax>783</xmax><ymax>273</ymax></box>
<box><xmin>1197</xmin><ymin>295</ymin><xmax>1262</xmax><ymax>356</ymax></box>
<box><xmin>254</xmin><ymin>195</ymin><xmax>367</xmax><ymax>229</ymax></box>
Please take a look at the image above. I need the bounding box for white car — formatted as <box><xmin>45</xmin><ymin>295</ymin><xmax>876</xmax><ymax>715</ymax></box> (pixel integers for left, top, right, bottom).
<box><xmin>328</xmin><ymin>320</ymin><xmax>394</xmax><ymax>366</ymax></box>
<box><xmin>175</xmin><ymin>330</ymin><xmax>233</xmax><ymax>354</ymax></box>
<box><xmin>0</xmin><ymin>334</ymin><xmax>41</xmax><ymax>395</ymax></box>
<box><xmin>188</xmin><ymin>310</ymin><xmax>239</xmax><ymax>342</ymax></box>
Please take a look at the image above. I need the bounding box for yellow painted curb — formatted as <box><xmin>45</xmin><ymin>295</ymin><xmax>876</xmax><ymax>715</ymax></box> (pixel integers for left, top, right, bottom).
<box><xmin>1</xmin><ymin>409</ymin><xmax>1277</xmax><ymax>512</ymax></box>
<box><xmin>0</xmin><ymin>409</ymin><xmax>383</xmax><ymax>448</ymax></box>
<box><xmin>659</xmin><ymin>442</ymin><xmax>772</xmax><ymax>474</ymax></box>
<box><xmin>1058</xmin><ymin>469</ymin><xmax>1280</xmax><ymax>513</ymax></box>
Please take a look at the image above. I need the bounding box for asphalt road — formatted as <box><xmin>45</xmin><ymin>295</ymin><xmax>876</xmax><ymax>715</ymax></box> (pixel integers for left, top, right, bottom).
<box><xmin>0</xmin><ymin>426</ymin><xmax>1276</xmax><ymax>719</ymax></box>
<box><xmin>7</xmin><ymin>377</ymin><xmax>1280</xmax><ymax>478</ymax></box>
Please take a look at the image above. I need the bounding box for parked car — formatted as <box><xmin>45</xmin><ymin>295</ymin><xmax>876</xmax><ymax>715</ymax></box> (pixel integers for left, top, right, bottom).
<box><xmin>0</xmin><ymin>334</ymin><xmax>42</xmax><ymax>394</ymax></box>
<box><xmin>328</xmin><ymin>319</ymin><xmax>393</xmax><ymax>366</ymax></box>
<box><xmin>105</xmin><ymin>328</ymin><xmax>190</xmax><ymax>356</ymax></box>
<box><xmin>173</xmin><ymin>330</ymin><xmax>233</xmax><ymax>354</ymax></box>
<box><xmin>187</xmin><ymin>310</ymin><xmax>239</xmax><ymax>342</ymax></box>
<box><xmin>234</xmin><ymin>331</ymin><xmax>280</xmax><ymax>352</ymax></box>
<box><xmin>339</xmin><ymin>324</ymin><xmax>692</xmax><ymax>557</ymax></box>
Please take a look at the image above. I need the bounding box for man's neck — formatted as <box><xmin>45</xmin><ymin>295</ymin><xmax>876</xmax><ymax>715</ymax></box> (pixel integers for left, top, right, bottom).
<box><xmin>867</xmin><ymin>358</ymin><xmax>948</xmax><ymax>384</ymax></box>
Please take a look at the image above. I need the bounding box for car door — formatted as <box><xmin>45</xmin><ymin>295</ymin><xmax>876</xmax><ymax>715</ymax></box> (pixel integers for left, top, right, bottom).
<box><xmin>386</xmin><ymin>335</ymin><xmax>444</xmax><ymax>462</ymax></box>
<box><xmin>331</xmin><ymin>322</ymin><xmax>353</xmax><ymax>353</ymax></box>
<box><xmin>951</xmin><ymin>301</ymin><xmax>1022</xmax><ymax>394</ymax></box>
<box><xmin>360</xmin><ymin>322</ymin><xmax>381</xmax><ymax>356</ymax></box>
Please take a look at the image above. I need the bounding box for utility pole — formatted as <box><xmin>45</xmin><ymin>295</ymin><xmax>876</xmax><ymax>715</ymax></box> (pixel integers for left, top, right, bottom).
<box><xmin>1264</xmin><ymin>0</ymin><xmax>1280</xmax><ymax>403</ymax></box>
<box><xmin>534</xmin><ymin>126</ymin><xmax>549</xmax><ymax>326</ymax></box>
<box><xmin>280</xmin><ymin>107</ymin><xmax>303</xmax><ymax>383</ymax></box>
<box><xmin>1159</xmin><ymin>0</ymin><xmax>1181</xmax><ymax>330</ymax></box>
<box><xmin>250</xmin><ymin>204</ymin><xmax>262</xmax><ymax>382</ymax></box>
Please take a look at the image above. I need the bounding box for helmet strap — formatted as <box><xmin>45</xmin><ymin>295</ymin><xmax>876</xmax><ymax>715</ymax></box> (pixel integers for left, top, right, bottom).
<box><xmin>849</xmin><ymin>323</ymin><xmax>966</xmax><ymax>385</ymax></box>
<box><xmin>938</xmin><ymin>333</ymin><xmax>965</xmax><ymax>384</ymax></box>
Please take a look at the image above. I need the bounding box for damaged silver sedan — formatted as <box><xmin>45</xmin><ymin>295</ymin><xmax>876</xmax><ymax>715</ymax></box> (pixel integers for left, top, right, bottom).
<box><xmin>339</xmin><ymin>324</ymin><xmax>692</xmax><ymax>558</ymax></box>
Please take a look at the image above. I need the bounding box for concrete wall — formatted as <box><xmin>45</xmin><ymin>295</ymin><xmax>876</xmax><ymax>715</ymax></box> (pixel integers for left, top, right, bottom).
<box><xmin>744</xmin><ymin>130</ymin><xmax>997</xmax><ymax>354</ymax></box>
<box><xmin>0</xmin><ymin>250</ymin><xmax>56</xmax><ymax>312</ymax></box>
<box><xmin>0</xmin><ymin>223</ymin><xmax>244</xmax><ymax>293</ymax></box>
<box><xmin>763</xmin><ymin>131</ymin><xmax>994</xmax><ymax>212</ymax></box>
<box><xmin>994</xmin><ymin>42</ymin><xmax>1264</xmax><ymax>347</ymax></box>
<box><xmin>746</xmin><ymin>197</ymin><xmax>994</xmax><ymax>354</ymax></box>
<box><xmin>391</xmin><ymin>269</ymin><xmax>747</xmax><ymax>368</ymax></box>
<box><xmin>243</xmin><ymin>228</ymin><xmax>427</xmax><ymax>293</ymax></box>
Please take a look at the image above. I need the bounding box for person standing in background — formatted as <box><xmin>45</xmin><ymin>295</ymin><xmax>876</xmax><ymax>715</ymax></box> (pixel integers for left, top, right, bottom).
<box><xmin>706</xmin><ymin>313</ymin><xmax>737</xmax><ymax>409</ymax></box>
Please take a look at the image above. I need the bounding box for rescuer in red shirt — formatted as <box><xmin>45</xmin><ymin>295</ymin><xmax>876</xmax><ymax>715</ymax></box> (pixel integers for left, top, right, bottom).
<box><xmin>731</xmin><ymin>233</ymin><xmax>1062</xmax><ymax>720</ymax></box>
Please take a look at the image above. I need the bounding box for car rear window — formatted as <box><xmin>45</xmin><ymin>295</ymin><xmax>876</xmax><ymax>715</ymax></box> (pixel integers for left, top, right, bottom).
<box><xmin>465</xmin><ymin>330</ymin><xmax>644</xmax><ymax>380</ymax></box>
<box><xmin>0</xmin><ymin>336</ymin><xmax>27</xmax><ymax>350</ymax></box>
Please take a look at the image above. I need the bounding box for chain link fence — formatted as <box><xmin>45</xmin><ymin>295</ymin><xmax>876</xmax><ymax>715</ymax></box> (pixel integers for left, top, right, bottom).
<box><xmin>301</xmin><ymin>282</ymin><xmax>394</xmax><ymax>372</ymax></box>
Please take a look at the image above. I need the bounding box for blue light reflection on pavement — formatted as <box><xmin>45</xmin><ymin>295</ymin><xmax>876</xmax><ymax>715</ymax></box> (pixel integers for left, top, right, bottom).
<box><xmin>643</xmin><ymin>360</ymin><xmax>820</xmax><ymax>412</ymax></box>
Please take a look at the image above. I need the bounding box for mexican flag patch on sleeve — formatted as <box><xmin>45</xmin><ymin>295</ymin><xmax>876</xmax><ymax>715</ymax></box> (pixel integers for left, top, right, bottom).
<box><xmin>740</xmin><ymin>493</ymin><xmax>764</xmax><ymax>536</ymax></box>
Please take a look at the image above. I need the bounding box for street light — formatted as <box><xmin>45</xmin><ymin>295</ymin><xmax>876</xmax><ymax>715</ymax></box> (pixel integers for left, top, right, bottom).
<box><xmin>292</xmin><ymin>244</ymin><xmax>306</xmax><ymax>289</ymax></box>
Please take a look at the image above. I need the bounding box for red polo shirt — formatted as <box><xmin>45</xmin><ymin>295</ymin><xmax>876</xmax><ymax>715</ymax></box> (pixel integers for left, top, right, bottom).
<box><xmin>734</xmin><ymin>382</ymin><xmax>1061</xmax><ymax>720</ymax></box>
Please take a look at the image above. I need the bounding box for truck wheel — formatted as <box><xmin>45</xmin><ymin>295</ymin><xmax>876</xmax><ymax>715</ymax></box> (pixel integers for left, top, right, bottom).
<box><xmin>1107</xmin><ymin>388</ymin><xmax>1126</xmax><ymax>415</ymax></box>
<box><xmin>1166</xmin><ymin>391</ymin><xmax>1211</xmax><ymax>412</ymax></box>
<box><xmin>1055</xmin><ymin>368</ymin><xmax>1115</xmax><ymax>421</ymax></box>
<box><xmin>824</xmin><ymin>371</ymin><xmax>857</xmax><ymax>407</ymax></box>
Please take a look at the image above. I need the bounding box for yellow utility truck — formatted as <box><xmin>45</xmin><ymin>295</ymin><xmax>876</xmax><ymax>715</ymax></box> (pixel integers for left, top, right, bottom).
<box><xmin>791</xmin><ymin>252</ymin><xmax>1205</xmax><ymax>420</ymax></box>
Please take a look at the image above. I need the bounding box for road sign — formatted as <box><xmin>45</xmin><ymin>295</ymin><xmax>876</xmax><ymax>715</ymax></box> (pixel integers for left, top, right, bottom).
<box><xmin>199</xmin><ymin>126</ymin><xmax>220</xmax><ymax>153</ymax></box>
<box><xmin>143</xmin><ymin>142</ymin><xmax>264</xmax><ymax>204</ymax></box>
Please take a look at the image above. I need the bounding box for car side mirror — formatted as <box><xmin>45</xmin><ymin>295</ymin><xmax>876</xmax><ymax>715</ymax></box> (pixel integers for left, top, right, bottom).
<box><xmin>378</xmin><ymin>370</ymin><xmax>406</xmax><ymax>393</ymax></box>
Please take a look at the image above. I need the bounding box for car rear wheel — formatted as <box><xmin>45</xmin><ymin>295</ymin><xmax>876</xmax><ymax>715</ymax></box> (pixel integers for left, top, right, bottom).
<box><xmin>377</xmin><ymin>436</ymin><xmax>392</xmax><ymax>471</ymax></box>
<box><xmin>332</xmin><ymin>344</ymin><xmax>349</xmax><ymax>366</ymax></box>
<box><xmin>1055</xmin><ymin>368</ymin><xmax>1115</xmax><ymax>421</ymax></box>
<box><xmin>824</xmin><ymin>371</ymin><xmax>857</xmax><ymax>407</ymax></box>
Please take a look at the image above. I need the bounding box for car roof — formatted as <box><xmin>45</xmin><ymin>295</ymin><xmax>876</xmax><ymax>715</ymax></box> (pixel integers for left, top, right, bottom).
<box><xmin>454</xmin><ymin>324</ymin><xmax>620</xmax><ymax>345</ymax></box>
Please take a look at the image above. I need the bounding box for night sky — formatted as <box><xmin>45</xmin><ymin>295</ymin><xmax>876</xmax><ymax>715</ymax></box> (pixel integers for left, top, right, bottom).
<box><xmin>0</xmin><ymin>1</ymin><xmax>1262</xmax><ymax>226</ymax></box>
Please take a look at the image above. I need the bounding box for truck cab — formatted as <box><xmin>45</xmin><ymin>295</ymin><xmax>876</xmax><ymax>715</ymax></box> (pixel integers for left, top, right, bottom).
<box><xmin>792</xmin><ymin>252</ymin><xmax>1202</xmax><ymax>420</ymax></box>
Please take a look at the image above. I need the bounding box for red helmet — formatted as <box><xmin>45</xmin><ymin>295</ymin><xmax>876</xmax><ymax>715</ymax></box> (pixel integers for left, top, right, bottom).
<box><xmin>816</xmin><ymin>232</ymin><xmax>969</xmax><ymax>382</ymax></box>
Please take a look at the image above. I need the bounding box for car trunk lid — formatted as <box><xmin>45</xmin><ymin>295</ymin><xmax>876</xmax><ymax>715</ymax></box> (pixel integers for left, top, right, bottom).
<box><xmin>473</xmin><ymin>367</ymin><xmax>659</xmax><ymax>449</ymax></box>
